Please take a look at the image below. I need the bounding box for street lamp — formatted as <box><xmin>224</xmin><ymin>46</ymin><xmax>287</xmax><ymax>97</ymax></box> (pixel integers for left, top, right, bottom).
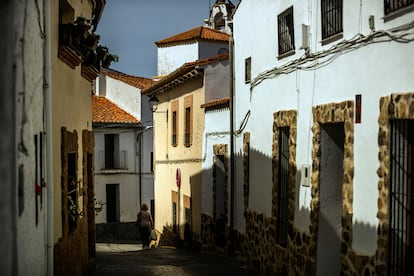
<box><xmin>149</xmin><ymin>95</ymin><xmax>159</xmax><ymax>113</ymax></box>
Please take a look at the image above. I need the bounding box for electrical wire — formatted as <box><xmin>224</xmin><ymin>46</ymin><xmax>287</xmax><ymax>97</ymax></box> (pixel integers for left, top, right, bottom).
<box><xmin>250</xmin><ymin>21</ymin><xmax>414</xmax><ymax>90</ymax></box>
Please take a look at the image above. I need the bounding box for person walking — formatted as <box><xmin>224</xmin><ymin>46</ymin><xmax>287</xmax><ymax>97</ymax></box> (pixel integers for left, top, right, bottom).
<box><xmin>136</xmin><ymin>204</ymin><xmax>153</xmax><ymax>249</ymax></box>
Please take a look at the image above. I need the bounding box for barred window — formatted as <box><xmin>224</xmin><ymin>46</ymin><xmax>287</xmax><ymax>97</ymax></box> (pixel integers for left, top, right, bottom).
<box><xmin>277</xmin><ymin>127</ymin><xmax>290</xmax><ymax>246</ymax></box>
<box><xmin>245</xmin><ymin>57</ymin><xmax>251</xmax><ymax>83</ymax></box>
<box><xmin>278</xmin><ymin>7</ymin><xmax>295</xmax><ymax>57</ymax></box>
<box><xmin>385</xmin><ymin>0</ymin><xmax>414</xmax><ymax>16</ymax></box>
<box><xmin>321</xmin><ymin>0</ymin><xmax>343</xmax><ymax>42</ymax></box>
<box><xmin>388</xmin><ymin>119</ymin><xmax>414</xmax><ymax>275</ymax></box>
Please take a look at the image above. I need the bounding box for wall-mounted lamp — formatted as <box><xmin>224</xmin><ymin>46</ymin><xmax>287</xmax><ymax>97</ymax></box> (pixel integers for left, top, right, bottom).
<box><xmin>149</xmin><ymin>95</ymin><xmax>159</xmax><ymax>113</ymax></box>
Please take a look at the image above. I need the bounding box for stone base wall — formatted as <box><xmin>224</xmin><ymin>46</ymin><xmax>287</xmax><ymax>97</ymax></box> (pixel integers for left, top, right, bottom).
<box><xmin>197</xmin><ymin>94</ymin><xmax>414</xmax><ymax>274</ymax></box>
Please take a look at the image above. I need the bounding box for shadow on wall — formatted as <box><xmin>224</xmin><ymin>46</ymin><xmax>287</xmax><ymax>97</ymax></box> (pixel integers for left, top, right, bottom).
<box><xmin>352</xmin><ymin>219</ymin><xmax>378</xmax><ymax>254</ymax></box>
<box><xmin>295</xmin><ymin>169</ymin><xmax>311</xmax><ymax>232</ymax></box>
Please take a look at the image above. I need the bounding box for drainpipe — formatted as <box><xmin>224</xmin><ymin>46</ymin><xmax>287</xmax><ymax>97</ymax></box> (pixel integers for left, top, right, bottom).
<box><xmin>43</xmin><ymin>0</ymin><xmax>54</xmax><ymax>274</ymax></box>
<box><xmin>228</xmin><ymin>22</ymin><xmax>235</xmax><ymax>257</ymax></box>
<box><xmin>138</xmin><ymin>130</ymin><xmax>142</xmax><ymax>206</ymax></box>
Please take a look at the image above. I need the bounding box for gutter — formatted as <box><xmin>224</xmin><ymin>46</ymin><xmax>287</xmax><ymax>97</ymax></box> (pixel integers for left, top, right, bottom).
<box><xmin>44</xmin><ymin>0</ymin><xmax>54</xmax><ymax>274</ymax></box>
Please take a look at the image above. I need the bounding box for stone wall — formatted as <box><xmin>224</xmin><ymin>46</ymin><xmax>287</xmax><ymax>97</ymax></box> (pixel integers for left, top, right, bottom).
<box><xmin>376</xmin><ymin>92</ymin><xmax>414</xmax><ymax>274</ymax></box>
<box><xmin>198</xmin><ymin>95</ymin><xmax>414</xmax><ymax>274</ymax></box>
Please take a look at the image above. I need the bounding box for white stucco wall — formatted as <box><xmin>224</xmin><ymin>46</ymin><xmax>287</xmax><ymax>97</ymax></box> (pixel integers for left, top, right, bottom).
<box><xmin>157</xmin><ymin>40</ymin><xmax>229</xmax><ymax>77</ymax></box>
<box><xmin>102</xmin><ymin>76</ymin><xmax>142</xmax><ymax>120</ymax></box>
<box><xmin>201</xmin><ymin>109</ymin><xmax>231</xmax><ymax>217</ymax></box>
<box><xmin>233</xmin><ymin>0</ymin><xmax>414</xmax><ymax>255</ymax></box>
<box><xmin>157</xmin><ymin>43</ymin><xmax>199</xmax><ymax>76</ymax></box>
<box><xmin>14</xmin><ymin>0</ymin><xmax>48</xmax><ymax>274</ymax></box>
<box><xmin>94</xmin><ymin>130</ymin><xmax>142</xmax><ymax>223</ymax></box>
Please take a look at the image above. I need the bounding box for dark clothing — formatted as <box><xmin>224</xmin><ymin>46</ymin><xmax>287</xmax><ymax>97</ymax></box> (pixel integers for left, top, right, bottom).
<box><xmin>137</xmin><ymin>210</ymin><xmax>153</xmax><ymax>249</ymax></box>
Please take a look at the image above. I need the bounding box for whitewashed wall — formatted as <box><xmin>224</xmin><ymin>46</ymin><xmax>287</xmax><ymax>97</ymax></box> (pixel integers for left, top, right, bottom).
<box><xmin>201</xmin><ymin>59</ymin><xmax>231</xmax><ymax>216</ymax></box>
<box><xmin>157</xmin><ymin>43</ymin><xmax>198</xmax><ymax>76</ymax></box>
<box><xmin>99</xmin><ymin>76</ymin><xmax>142</xmax><ymax>120</ymax></box>
<box><xmin>12</xmin><ymin>0</ymin><xmax>48</xmax><ymax>274</ymax></box>
<box><xmin>233</xmin><ymin>0</ymin><xmax>414</xmax><ymax>255</ymax></box>
<box><xmin>94</xmin><ymin>130</ymin><xmax>141</xmax><ymax>223</ymax></box>
<box><xmin>157</xmin><ymin>40</ymin><xmax>229</xmax><ymax>76</ymax></box>
<box><xmin>201</xmin><ymin>109</ymin><xmax>231</xmax><ymax>216</ymax></box>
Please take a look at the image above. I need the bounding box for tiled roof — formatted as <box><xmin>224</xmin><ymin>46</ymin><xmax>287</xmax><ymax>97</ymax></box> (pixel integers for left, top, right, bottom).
<box><xmin>101</xmin><ymin>68</ymin><xmax>155</xmax><ymax>90</ymax></box>
<box><xmin>142</xmin><ymin>54</ymin><xmax>229</xmax><ymax>95</ymax></box>
<box><xmin>201</xmin><ymin>97</ymin><xmax>230</xmax><ymax>109</ymax></box>
<box><xmin>92</xmin><ymin>95</ymin><xmax>139</xmax><ymax>124</ymax></box>
<box><xmin>155</xmin><ymin>26</ymin><xmax>229</xmax><ymax>46</ymax></box>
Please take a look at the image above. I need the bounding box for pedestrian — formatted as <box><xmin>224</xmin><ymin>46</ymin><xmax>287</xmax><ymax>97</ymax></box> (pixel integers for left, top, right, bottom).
<box><xmin>136</xmin><ymin>203</ymin><xmax>153</xmax><ymax>249</ymax></box>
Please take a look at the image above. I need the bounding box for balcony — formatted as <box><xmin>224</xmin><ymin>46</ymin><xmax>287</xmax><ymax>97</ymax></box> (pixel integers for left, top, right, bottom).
<box><xmin>58</xmin><ymin>17</ymin><xmax>118</xmax><ymax>81</ymax></box>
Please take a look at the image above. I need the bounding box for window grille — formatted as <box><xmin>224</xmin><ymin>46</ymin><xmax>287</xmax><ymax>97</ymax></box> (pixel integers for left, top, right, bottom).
<box><xmin>278</xmin><ymin>7</ymin><xmax>295</xmax><ymax>56</ymax></box>
<box><xmin>389</xmin><ymin>119</ymin><xmax>414</xmax><ymax>275</ymax></box>
<box><xmin>385</xmin><ymin>0</ymin><xmax>414</xmax><ymax>15</ymax></box>
<box><xmin>277</xmin><ymin>127</ymin><xmax>290</xmax><ymax>246</ymax></box>
<box><xmin>245</xmin><ymin>57</ymin><xmax>251</xmax><ymax>83</ymax></box>
<box><xmin>321</xmin><ymin>0</ymin><xmax>343</xmax><ymax>40</ymax></box>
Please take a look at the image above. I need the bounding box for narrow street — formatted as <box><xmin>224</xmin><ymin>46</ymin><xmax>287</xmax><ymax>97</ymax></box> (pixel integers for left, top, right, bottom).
<box><xmin>92</xmin><ymin>242</ymin><xmax>253</xmax><ymax>276</ymax></box>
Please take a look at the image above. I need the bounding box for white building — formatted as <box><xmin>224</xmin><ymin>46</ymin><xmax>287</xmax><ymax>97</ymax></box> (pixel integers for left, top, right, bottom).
<box><xmin>230</xmin><ymin>0</ymin><xmax>414</xmax><ymax>274</ymax></box>
<box><xmin>93</xmin><ymin>69</ymin><xmax>155</xmax><ymax>240</ymax></box>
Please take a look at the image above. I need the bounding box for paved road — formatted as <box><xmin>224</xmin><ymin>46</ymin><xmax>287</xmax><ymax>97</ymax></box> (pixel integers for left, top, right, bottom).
<box><xmin>92</xmin><ymin>242</ymin><xmax>254</xmax><ymax>276</ymax></box>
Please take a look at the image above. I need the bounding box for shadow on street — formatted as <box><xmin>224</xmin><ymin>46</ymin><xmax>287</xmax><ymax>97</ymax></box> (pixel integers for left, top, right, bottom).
<box><xmin>92</xmin><ymin>242</ymin><xmax>254</xmax><ymax>276</ymax></box>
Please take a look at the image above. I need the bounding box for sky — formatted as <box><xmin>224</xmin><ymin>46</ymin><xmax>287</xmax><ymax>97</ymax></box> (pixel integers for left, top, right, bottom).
<box><xmin>97</xmin><ymin>0</ymin><xmax>218</xmax><ymax>79</ymax></box>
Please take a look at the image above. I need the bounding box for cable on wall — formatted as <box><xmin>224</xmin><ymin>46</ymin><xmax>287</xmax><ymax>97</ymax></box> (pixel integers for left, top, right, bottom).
<box><xmin>250</xmin><ymin>21</ymin><xmax>414</xmax><ymax>90</ymax></box>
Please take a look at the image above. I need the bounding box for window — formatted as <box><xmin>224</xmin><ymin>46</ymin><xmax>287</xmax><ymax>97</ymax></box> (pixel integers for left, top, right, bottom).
<box><xmin>171</xmin><ymin>100</ymin><xmax>178</xmax><ymax>146</ymax></box>
<box><xmin>277</xmin><ymin>127</ymin><xmax>290</xmax><ymax>246</ymax></box>
<box><xmin>278</xmin><ymin>6</ymin><xmax>295</xmax><ymax>58</ymax></box>
<box><xmin>385</xmin><ymin>0</ymin><xmax>414</xmax><ymax>16</ymax></box>
<box><xmin>104</xmin><ymin>134</ymin><xmax>122</xmax><ymax>169</ymax></box>
<box><xmin>388</xmin><ymin>119</ymin><xmax>414</xmax><ymax>275</ymax></box>
<box><xmin>185</xmin><ymin>107</ymin><xmax>191</xmax><ymax>145</ymax></box>
<box><xmin>184</xmin><ymin>95</ymin><xmax>193</xmax><ymax>147</ymax></box>
<box><xmin>321</xmin><ymin>0</ymin><xmax>343</xmax><ymax>43</ymax></box>
<box><xmin>172</xmin><ymin>111</ymin><xmax>177</xmax><ymax>145</ymax></box>
<box><xmin>245</xmin><ymin>57</ymin><xmax>251</xmax><ymax>83</ymax></box>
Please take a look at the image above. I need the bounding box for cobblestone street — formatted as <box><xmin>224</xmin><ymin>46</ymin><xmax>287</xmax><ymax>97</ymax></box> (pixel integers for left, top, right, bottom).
<box><xmin>92</xmin><ymin>242</ymin><xmax>254</xmax><ymax>276</ymax></box>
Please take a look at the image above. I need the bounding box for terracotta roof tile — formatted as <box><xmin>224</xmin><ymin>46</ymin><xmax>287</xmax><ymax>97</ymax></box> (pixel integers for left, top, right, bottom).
<box><xmin>142</xmin><ymin>54</ymin><xmax>229</xmax><ymax>95</ymax></box>
<box><xmin>201</xmin><ymin>97</ymin><xmax>230</xmax><ymax>109</ymax></box>
<box><xmin>101</xmin><ymin>69</ymin><xmax>155</xmax><ymax>90</ymax></box>
<box><xmin>155</xmin><ymin>26</ymin><xmax>229</xmax><ymax>46</ymax></box>
<box><xmin>92</xmin><ymin>95</ymin><xmax>139</xmax><ymax>124</ymax></box>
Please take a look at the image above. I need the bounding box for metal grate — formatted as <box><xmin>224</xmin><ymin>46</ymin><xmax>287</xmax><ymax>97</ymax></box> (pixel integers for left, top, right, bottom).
<box><xmin>278</xmin><ymin>7</ymin><xmax>295</xmax><ymax>56</ymax></box>
<box><xmin>385</xmin><ymin>0</ymin><xmax>414</xmax><ymax>15</ymax></box>
<box><xmin>321</xmin><ymin>0</ymin><xmax>343</xmax><ymax>40</ymax></box>
<box><xmin>277</xmin><ymin>127</ymin><xmax>290</xmax><ymax>246</ymax></box>
<box><xmin>389</xmin><ymin>119</ymin><xmax>414</xmax><ymax>275</ymax></box>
